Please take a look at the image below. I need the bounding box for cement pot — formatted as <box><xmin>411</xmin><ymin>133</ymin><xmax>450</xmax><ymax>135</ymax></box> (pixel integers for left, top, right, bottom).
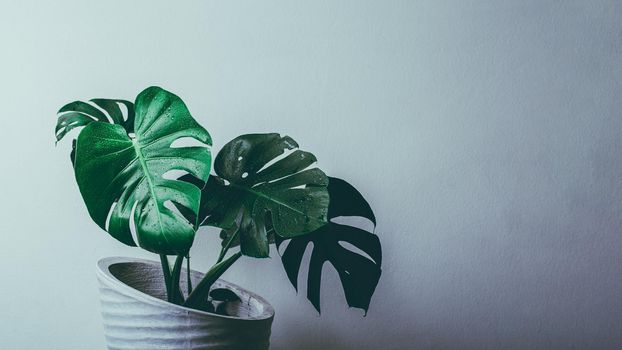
<box><xmin>96</xmin><ymin>257</ymin><xmax>275</xmax><ymax>350</ymax></box>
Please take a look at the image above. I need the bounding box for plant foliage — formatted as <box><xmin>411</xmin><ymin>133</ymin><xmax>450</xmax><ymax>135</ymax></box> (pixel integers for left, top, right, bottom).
<box><xmin>276</xmin><ymin>177</ymin><xmax>382</xmax><ymax>313</ymax></box>
<box><xmin>56</xmin><ymin>87</ymin><xmax>382</xmax><ymax>316</ymax></box>
<box><xmin>56</xmin><ymin>87</ymin><xmax>211</xmax><ymax>255</ymax></box>
<box><xmin>196</xmin><ymin>134</ymin><xmax>330</xmax><ymax>257</ymax></box>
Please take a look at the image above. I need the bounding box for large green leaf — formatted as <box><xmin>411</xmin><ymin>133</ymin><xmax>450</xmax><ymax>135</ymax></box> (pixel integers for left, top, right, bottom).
<box><xmin>275</xmin><ymin>177</ymin><xmax>381</xmax><ymax>314</ymax></box>
<box><xmin>197</xmin><ymin>133</ymin><xmax>329</xmax><ymax>258</ymax></box>
<box><xmin>67</xmin><ymin>87</ymin><xmax>212</xmax><ymax>255</ymax></box>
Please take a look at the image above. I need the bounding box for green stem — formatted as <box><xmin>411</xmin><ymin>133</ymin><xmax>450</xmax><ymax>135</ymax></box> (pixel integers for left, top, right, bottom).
<box><xmin>159</xmin><ymin>254</ymin><xmax>172</xmax><ymax>302</ymax></box>
<box><xmin>187</xmin><ymin>255</ymin><xmax>193</xmax><ymax>295</ymax></box>
<box><xmin>184</xmin><ymin>252</ymin><xmax>242</xmax><ymax>309</ymax></box>
<box><xmin>217</xmin><ymin>230</ymin><xmax>239</xmax><ymax>263</ymax></box>
<box><xmin>170</xmin><ymin>255</ymin><xmax>185</xmax><ymax>304</ymax></box>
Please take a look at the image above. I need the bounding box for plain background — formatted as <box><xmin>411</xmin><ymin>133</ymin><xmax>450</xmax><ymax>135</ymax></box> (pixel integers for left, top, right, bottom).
<box><xmin>1</xmin><ymin>1</ymin><xmax>622</xmax><ymax>349</ymax></box>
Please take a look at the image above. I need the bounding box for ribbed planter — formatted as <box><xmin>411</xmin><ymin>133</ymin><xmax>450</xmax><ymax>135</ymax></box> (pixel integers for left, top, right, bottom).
<box><xmin>96</xmin><ymin>257</ymin><xmax>275</xmax><ymax>350</ymax></box>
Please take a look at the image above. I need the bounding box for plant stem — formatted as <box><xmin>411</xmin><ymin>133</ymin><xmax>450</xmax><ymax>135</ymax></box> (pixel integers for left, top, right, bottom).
<box><xmin>159</xmin><ymin>254</ymin><xmax>172</xmax><ymax>302</ymax></box>
<box><xmin>186</xmin><ymin>255</ymin><xmax>193</xmax><ymax>295</ymax></box>
<box><xmin>184</xmin><ymin>251</ymin><xmax>242</xmax><ymax>309</ymax></box>
<box><xmin>170</xmin><ymin>255</ymin><xmax>185</xmax><ymax>304</ymax></box>
<box><xmin>217</xmin><ymin>230</ymin><xmax>239</xmax><ymax>263</ymax></box>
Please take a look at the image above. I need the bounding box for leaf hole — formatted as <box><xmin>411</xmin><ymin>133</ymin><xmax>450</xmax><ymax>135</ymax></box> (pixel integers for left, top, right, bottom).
<box><xmin>90</xmin><ymin>102</ymin><xmax>116</xmax><ymax>124</ymax></box>
<box><xmin>129</xmin><ymin>201</ymin><xmax>140</xmax><ymax>246</ymax></box>
<box><xmin>242</xmin><ymin>172</ymin><xmax>249</xmax><ymax>179</ymax></box>
<box><xmin>331</xmin><ymin>216</ymin><xmax>375</xmax><ymax>233</ymax></box>
<box><xmin>338</xmin><ymin>241</ymin><xmax>376</xmax><ymax>264</ymax></box>
<box><xmin>105</xmin><ymin>201</ymin><xmax>118</xmax><ymax>232</ymax></box>
<box><xmin>163</xmin><ymin>169</ymin><xmax>190</xmax><ymax>180</ymax></box>
<box><xmin>170</xmin><ymin>137</ymin><xmax>210</xmax><ymax>149</ymax></box>
<box><xmin>164</xmin><ymin>200</ymin><xmax>188</xmax><ymax>223</ymax></box>
<box><xmin>297</xmin><ymin>242</ymin><xmax>315</xmax><ymax>295</ymax></box>
<box><xmin>256</xmin><ymin>148</ymin><xmax>297</xmax><ymax>174</ymax></box>
<box><xmin>277</xmin><ymin>239</ymin><xmax>291</xmax><ymax>255</ymax></box>
<box><xmin>117</xmin><ymin>102</ymin><xmax>130</xmax><ymax>121</ymax></box>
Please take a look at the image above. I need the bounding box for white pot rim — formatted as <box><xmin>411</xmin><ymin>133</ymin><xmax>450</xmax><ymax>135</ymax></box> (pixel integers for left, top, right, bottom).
<box><xmin>96</xmin><ymin>256</ymin><xmax>275</xmax><ymax>321</ymax></box>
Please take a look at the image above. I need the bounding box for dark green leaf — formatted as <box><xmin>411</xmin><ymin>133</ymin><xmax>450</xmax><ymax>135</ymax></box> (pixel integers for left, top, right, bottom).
<box><xmin>327</xmin><ymin>178</ymin><xmax>376</xmax><ymax>225</ymax></box>
<box><xmin>198</xmin><ymin>134</ymin><xmax>329</xmax><ymax>258</ymax></box>
<box><xmin>55</xmin><ymin>98</ymin><xmax>135</xmax><ymax>166</ymax></box>
<box><xmin>276</xmin><ymin>177</ymin><xmax>381</xmax><ymax>314</ymax></box>
<box><xmin>58</xmin><ymin>100</ymin><xmax>109</xmax><ymax>122</ymax></box>
<box><xmin>90</xmin><ymin>98</ymin><xmax>135</xmax><ymax>132</ymax></box>
<box><xmin>71</xmin><ymin>86</ymin><xmax>212</xmax><ymax>254</ymax></box>
<box><xmin>55</xmin><ymin>112</ymin><xmax>97</xmax><ymax>142</ymax></box>
<box><xmin>209</xmin><ymin>288</ymin><xmax>241</xmax><ymax>302</ymax></box>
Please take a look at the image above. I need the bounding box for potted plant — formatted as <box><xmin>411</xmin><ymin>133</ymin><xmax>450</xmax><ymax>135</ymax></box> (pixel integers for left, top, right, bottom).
<box><xmin>55</xmin><ymin>86</ymin><xmax>382</xmax><ymax>350</ymax></box>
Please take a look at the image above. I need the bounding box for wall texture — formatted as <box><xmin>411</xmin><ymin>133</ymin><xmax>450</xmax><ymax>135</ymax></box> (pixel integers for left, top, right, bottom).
<box><xmin>1</xmin><ymin>1</ymin><xmax>621</xmax><ymax>349</ymax></box>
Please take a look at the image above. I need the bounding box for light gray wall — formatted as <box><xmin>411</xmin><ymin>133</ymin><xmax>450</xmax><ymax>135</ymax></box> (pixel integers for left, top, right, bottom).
<box><xmin>1</xmin><ymin>1</ymin><xmax>621</xmax><ymax>349</ymax></box>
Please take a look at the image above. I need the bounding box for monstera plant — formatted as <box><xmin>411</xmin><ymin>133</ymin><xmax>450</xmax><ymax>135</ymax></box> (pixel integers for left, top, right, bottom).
<box><xmin>55</xmin><ymin>86</ymin><xmax>381</xmax><ymax>349</ymax></box>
